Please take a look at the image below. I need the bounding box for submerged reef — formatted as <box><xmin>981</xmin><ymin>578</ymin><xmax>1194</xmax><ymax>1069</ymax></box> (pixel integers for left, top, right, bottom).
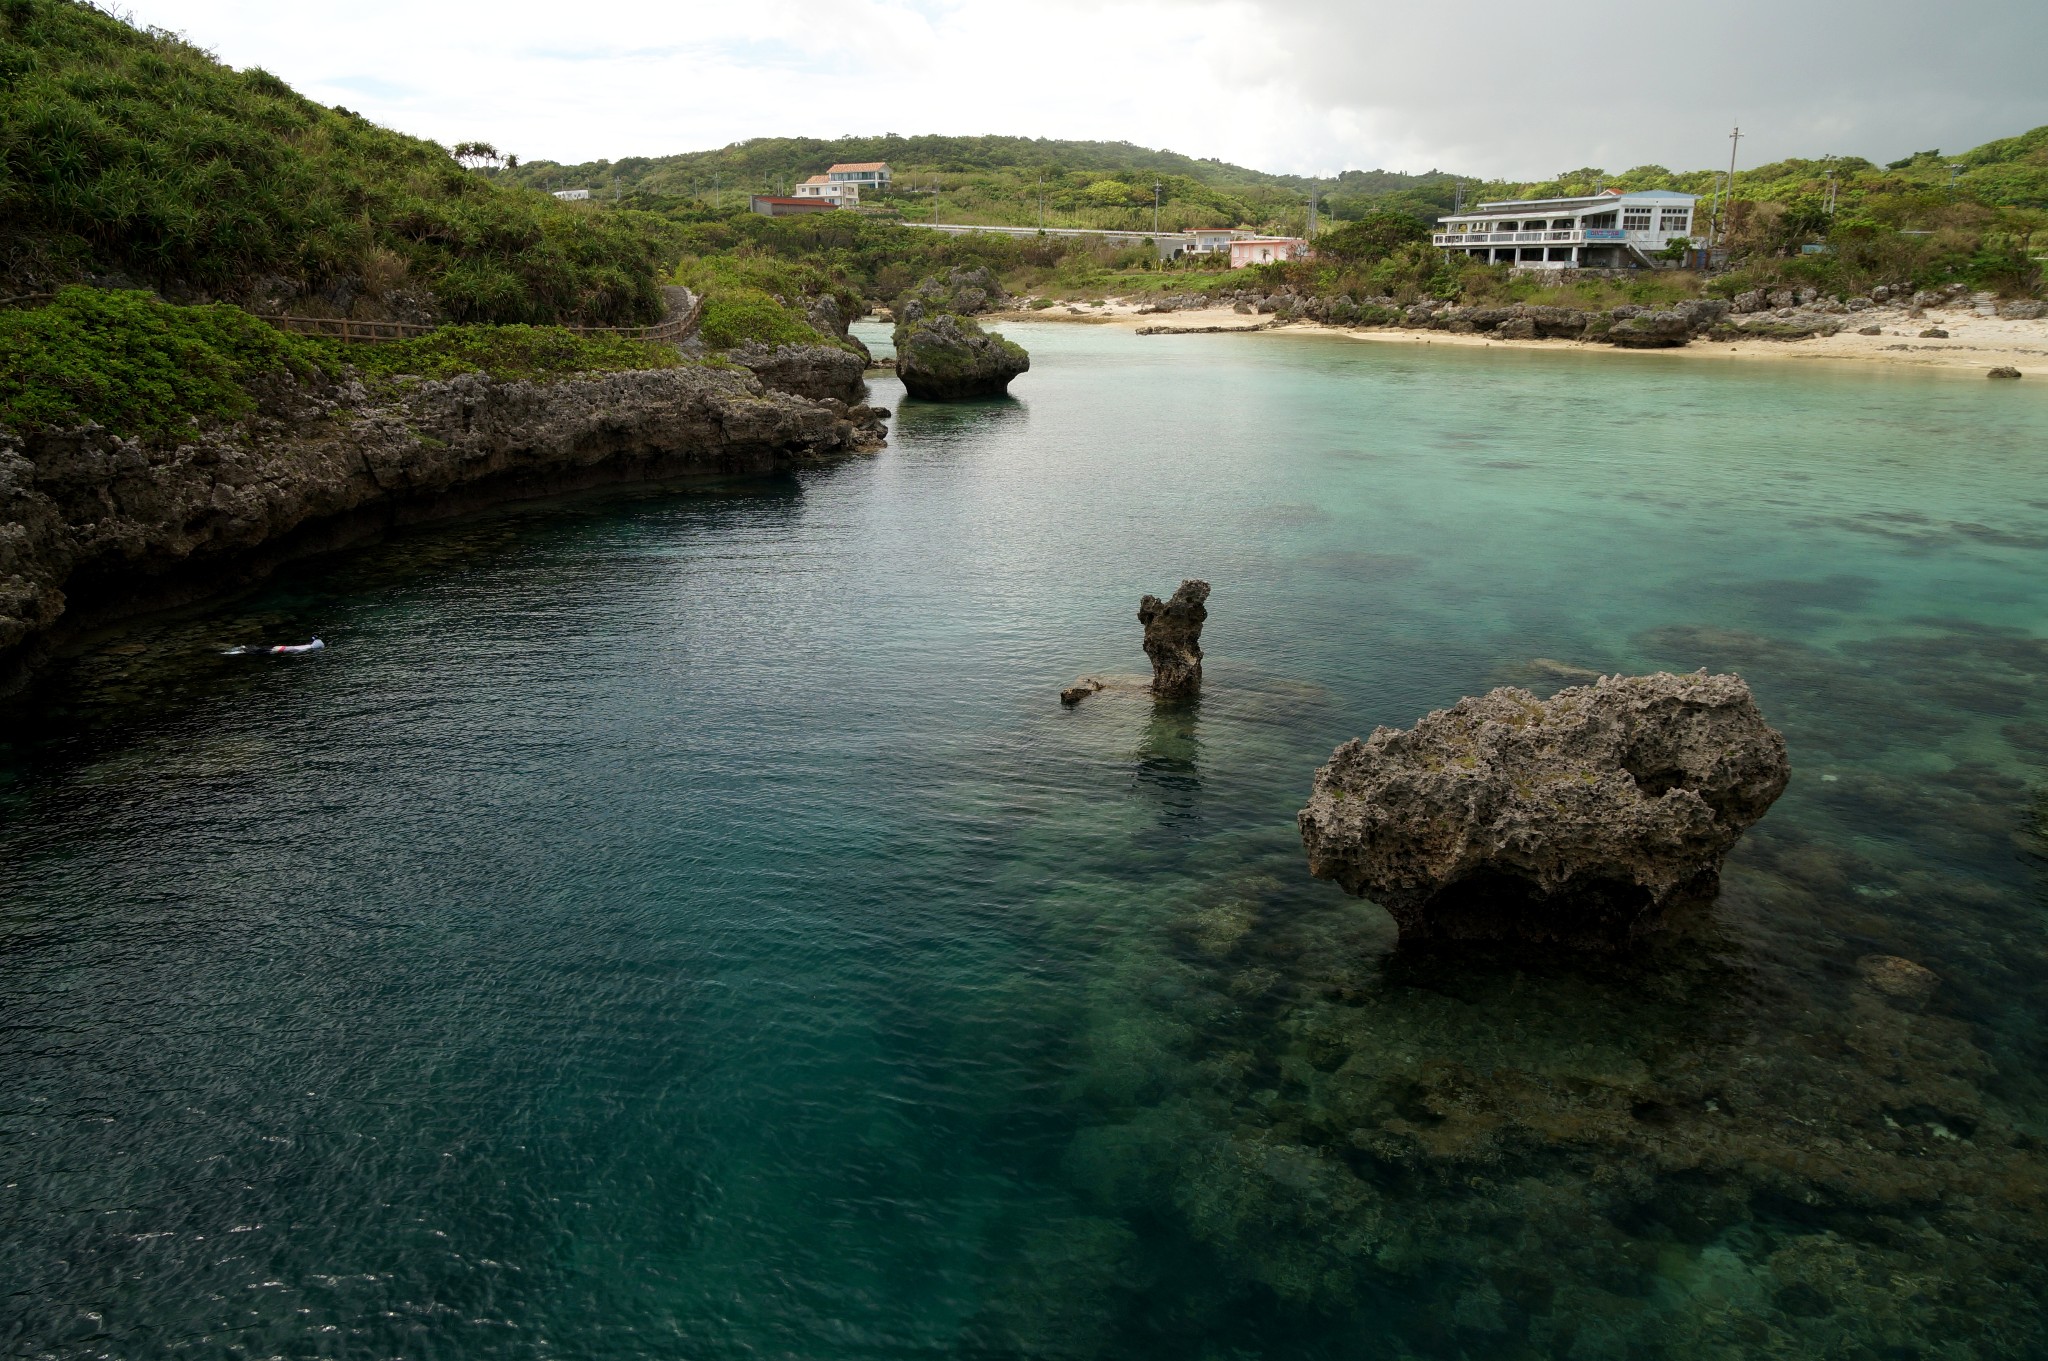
<box><xmin>1298</xmin><ymin>671</ymin><xmax>1790</xmax><ymax>947</ymax></box>
<box><xmin>1138</xmin><ymin>580</ymin><xmax>1209</xmax><ymax>701</ymax></box>
<box><xmin>976</xmin><ymin>614</ymin><xmax>2048</xmax><ymax>1359</ymax></box>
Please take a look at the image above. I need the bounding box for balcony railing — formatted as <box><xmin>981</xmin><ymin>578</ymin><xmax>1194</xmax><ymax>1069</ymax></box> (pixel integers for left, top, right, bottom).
<box><xmin>1431</xmin><ymin>227</ymin><xmax>1636</xmax><ymax>246</ymax></box>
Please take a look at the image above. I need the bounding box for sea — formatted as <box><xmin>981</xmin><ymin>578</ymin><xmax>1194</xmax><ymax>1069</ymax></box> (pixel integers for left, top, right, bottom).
<box><xmin>4</xmin><ymin>321</ymin><xmax>2047</xmax><ymax>1358</ymax></box>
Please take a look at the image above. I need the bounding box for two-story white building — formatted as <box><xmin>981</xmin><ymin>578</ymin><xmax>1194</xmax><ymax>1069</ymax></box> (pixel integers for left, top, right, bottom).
<box><xmin>826</xmin><ymin>161</ymin><xmax>892</xmax><ymax>192</ymax></box>
<box><xmin>1434</xmin><ymin>189</ymin><xmax>1697</xmax><ymax>269</ymax></box>
<box><xmin>792</xmin><ymin>175</ymin><xmax>859</xmax><ymax>206</ymax></box>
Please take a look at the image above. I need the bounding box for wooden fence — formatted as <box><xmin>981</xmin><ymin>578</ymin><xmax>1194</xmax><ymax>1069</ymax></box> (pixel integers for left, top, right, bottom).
<box><xmin>262</xmin><ymin>292</ymin><xmax>701</xmax><ymax>345</ymax></box>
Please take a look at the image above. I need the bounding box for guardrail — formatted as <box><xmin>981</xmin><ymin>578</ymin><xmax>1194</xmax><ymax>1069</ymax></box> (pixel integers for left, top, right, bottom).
<box><xmin>263</xmin><ymin>293</ymin><xmax>702</xmax><ymax>344</ymax></box>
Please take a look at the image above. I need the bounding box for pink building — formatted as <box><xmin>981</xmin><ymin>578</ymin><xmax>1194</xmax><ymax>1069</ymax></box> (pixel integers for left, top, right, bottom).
<box><xmin>1229</xmin><ymin>237</ymin><xmax>1307</xmax><ymax>268</ymax></box>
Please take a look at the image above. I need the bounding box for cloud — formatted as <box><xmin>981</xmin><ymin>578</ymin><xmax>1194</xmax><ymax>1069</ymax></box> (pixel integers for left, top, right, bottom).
<box><xmin>124</xmin><ymin>0</ymin><xmax>2048</xmax><ymax>178</ymax></box>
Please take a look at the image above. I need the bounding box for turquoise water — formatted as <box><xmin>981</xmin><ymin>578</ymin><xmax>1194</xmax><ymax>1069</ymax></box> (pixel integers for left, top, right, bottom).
<box><xmin>5</xmin><ymin>323</ymin><xmax>2048</xmax><ymax>1359</ymax></box>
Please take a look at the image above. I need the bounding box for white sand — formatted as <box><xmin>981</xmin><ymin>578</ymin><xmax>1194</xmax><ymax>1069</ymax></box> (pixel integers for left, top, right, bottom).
<box><xmin>988</xmin><ymin>299</ymin><xmax>2048</xmax><ymax>376</ymax></box>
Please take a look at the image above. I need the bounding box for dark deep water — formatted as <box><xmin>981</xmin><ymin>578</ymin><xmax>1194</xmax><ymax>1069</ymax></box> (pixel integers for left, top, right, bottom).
<box><xmin>5</xmin><ymin>323</ymin><xmax>2048</xmax><ymax>1359</ymax></box>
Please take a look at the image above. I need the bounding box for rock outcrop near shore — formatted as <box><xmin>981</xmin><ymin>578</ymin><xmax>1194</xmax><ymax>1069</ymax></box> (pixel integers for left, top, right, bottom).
<box><xmin>1298</xmin><ymin>671</ymin><xmax>1789</xmax><ymax>948</ymax></box>
<box><xmin>0</xmin><ymin>365</ymin><xmax>886</xmax><ymax>688</ymax></box>
<box><xmin>1139</xmin><ymin>580</ymin><xmax>1209</xmax><ymax>700</ymax></box>
<box><xmin>725</xmin><ymin>340</ymin><xmax>870</xmax><ymax>404</ymax></box>
<box><xmin>893</xmin><ymin>313</ymin><xmax>1030</xmax><ymax>400</ymax></box>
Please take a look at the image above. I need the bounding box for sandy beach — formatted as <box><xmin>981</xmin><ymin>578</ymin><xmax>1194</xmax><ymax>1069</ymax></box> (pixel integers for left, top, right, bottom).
<box><xmin>989</xmin><ymin>298</ymin><xmax>2048</xmax><ymax>376</ymax></box>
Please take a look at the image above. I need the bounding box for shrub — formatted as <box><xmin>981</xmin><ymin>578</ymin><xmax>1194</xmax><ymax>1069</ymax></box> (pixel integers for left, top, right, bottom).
<box><xmin>695</xmin><ymin>289</ymin><xmax>822</xmax><ymax>349</ymax></box>
<box><xmin>0</xmin><ymin>286</ymin><xmax>333</xmax><ymax>439</ymax></box>
<box><xmin>341</xmin><ymin>325</ymin><xmax>683</xmax><ymax>386</ymax></box>
<box><xmin>0</xmin><ymin>0</ymin><xmax>672</xmax><ymax>322</ymax></box>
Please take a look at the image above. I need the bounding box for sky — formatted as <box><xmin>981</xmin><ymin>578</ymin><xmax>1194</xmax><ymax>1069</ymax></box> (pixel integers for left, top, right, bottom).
<box><xmin>123</xmin><ymin>0</ymin><xmax>2048</xmax><ymax>181</ymax></box>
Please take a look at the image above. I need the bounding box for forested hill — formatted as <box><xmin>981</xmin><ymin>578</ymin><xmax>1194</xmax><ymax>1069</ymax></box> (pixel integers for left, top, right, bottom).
<box><xmin>507</xmin><ymin>136</ymin><xmax>1464</xmax><ymax>234</ymax></box>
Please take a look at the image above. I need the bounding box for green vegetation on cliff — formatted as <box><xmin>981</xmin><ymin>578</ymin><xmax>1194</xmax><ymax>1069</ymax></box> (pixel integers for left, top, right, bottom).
<box><xmin>0</xmin><ymin>0</ymin><xmax>674</xmax><ymax>323</ymax></box>
<box><xmin>0</xmin><ymin>286</ymin><xmax>332</xmax><ymax>439</ymax></box>
<box><xmin>341</xmin><ymin>326</ymin><xmax>683</xmax><ymax>387</ymax></box>
<box><xmin>0</xmin><ymin>288</ymin><xmax>685</xmax><ymax>442</ymax></box>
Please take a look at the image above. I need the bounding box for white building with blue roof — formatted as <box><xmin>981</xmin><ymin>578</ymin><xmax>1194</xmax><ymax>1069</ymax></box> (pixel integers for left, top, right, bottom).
<box><xmin>1434</xmin><ymin>188</ymin><xmax>1698</xmax><ymax>269</ymax></box>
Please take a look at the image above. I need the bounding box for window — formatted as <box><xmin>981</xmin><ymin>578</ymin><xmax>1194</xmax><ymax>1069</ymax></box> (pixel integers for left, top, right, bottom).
<box><xmin>1552</xmin><ymin>219</ymin><xmax>1575</xmax><ymax>229</ymax></box>
<box><xmin>1622</xmin><ymin>210</ymin><xmax>1652</xmax><ymax>231</ymax></box>
<box><xmin>1659</xmin><ymin>211</ymin><xmax>1690</xmax><ymax>232</ymax></box>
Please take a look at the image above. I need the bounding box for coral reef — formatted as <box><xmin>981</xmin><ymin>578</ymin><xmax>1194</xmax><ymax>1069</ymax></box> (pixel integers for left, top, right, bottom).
<box><xmin>1138</xmin><ymin>580</ymin><xmax>1209</xmax><ymax>701</ymax></box>
<box><xmin>1299</xmin><ymin>671</ymin><xmax>1791</xmax><ymax>947</ymax></box>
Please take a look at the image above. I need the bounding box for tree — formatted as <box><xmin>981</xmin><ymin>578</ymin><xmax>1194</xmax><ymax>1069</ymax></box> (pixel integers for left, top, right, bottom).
<box><xmin>1314</xmin><ymin>211</ymin><xmax>1430</xmax><ymax>264</ymax></box>
<box><xmin>451</xmin><ymin>141</ymin><xmax>503</xmax><ymax>172</ymax></box>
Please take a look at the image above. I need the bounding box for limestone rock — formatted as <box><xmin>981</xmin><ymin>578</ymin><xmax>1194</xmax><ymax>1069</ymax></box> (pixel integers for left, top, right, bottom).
<box><xmin>1988</xmin><ymin>366</ymin><xmax>2023</xmax><ymax>379</ymax></box>
<box><xmin>1919</xmin><ymin>328</ymin><xmax>1950</xmax><ymax>339</ymax></box>
<box><xmin>1060</xmin><ymin>676</ymin><xmax>1106</xmax><ymax>706</ymax></box>
<box><xmin>894</xmin><ymin>267</ymin><xmax>1008</xmax><ymax>327</ymax></box>
<box><xmin>1858</xmin><ymin>325</ymin><xmax>1883</xmax><ymax>336</ymax></box>
<box><xmin>726</xmin><ymin>340</ymin><xmax>868</xmax><ymax>404</ymax></box>
<box><xmin>0</xmin><ymin>366</ymin><xmax>884</xmax><ymax>690</ymax></box>
<box><xmin>1138</xmin><ymin>579</ymin><xmax>1209</xmax><ymax>700</ymax></box>
<box><xmin>1297</xmin><ymin>671</ymin><xmax>1790</xmax><ymax>948</ymax></box>
<box><xmin>1856</xmin><ymin>954</ymin><xmax>1940</xmax><ymax>1005</ymax></box>
<box><xmin>1604</xmin><ymin>311</ymin><xmax>1693</xmax><ymax>349</ymax></box>
<box><xmin>1997</xmin><ymin>301</ymin><xmax>2048</xmax><ymax>320</ymax></box>
<box><xmin>893</xmin><ymin>313</ymin><xmax>1029</xmax><ymax>400</ymax></box>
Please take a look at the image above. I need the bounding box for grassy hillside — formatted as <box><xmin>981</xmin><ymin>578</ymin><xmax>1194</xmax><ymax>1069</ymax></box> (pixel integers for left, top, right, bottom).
<box><xmin>510</xmin><ymin>135</ymin><xmax>1461</xmax><ymax>235</ymax></box>
<box><xmin>0</xmin><ymin>0</ymin><xmax>673</xmax><ymax>323</ymax></box>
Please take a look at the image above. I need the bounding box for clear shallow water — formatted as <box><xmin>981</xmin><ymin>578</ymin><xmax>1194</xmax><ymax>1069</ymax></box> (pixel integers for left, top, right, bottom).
<box><xmin>4</xmin><ymin>324</ymin><xmax>2048</xmax><ymax>1359</ymax></box>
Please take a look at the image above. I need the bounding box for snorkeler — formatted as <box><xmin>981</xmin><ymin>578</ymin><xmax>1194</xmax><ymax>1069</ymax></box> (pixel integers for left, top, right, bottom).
<box><xmin>222</xmin><ymin>637</ymin><xmax>325</xmax><ymax>656</ymax></box>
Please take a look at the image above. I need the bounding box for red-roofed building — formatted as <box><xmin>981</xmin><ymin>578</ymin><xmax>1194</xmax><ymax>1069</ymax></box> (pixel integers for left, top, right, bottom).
<box><xmin>751</xmin><ymin>195</ymin><xmax>839</xmax><ymax>217</ymax></box>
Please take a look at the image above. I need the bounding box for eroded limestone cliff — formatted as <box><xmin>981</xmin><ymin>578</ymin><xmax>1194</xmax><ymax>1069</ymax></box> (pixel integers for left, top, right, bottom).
<box><xmin>0</xmin><ymin>364</ymin><xmax>886</xmax><ymax>688</ymax></box>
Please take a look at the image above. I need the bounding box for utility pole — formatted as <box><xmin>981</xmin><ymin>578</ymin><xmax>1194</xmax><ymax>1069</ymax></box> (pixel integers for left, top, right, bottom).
<box><xmin>932</xmin><ymin>176</ymin><xmax>941</xmax><ymax>224</ymax></box>
<box><xmin>1153</xmin><ymin>181</ymin><xmax>1163</xmax><ymax>235</ymax></box>
<box><xmin>1947</xmin><ymin>163</ymin><xmax>1963</xmax><ymax>201</ymax></box>
<box><xmin>1706</xmin><ymin>125</ymin><xmax>1742</xmax><ymax>255</ymax></box>
<box><xmin>1306</xmin><ymin>179</ymin><xmax>1317</xmax><ymax>238</ymax></box>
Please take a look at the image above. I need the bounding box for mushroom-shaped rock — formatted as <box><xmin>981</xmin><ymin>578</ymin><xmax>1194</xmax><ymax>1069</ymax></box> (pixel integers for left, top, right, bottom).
<box><xmin>1138</xmin><ymin>580</ymin><xmax>1209</xmax><ymax>700</ymax></box>
<box><xmin>893</xmin><ymin>313</ymin><xmax>1029</xmax><ymax>400</ymax></box>
<box><xmin>1297</xmin><ymin>671</ymin><xmax>1790</xmax><ymax>948</ymax></box>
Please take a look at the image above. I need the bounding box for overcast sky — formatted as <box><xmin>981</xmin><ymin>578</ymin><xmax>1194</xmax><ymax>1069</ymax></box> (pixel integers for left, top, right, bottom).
<box><xmin>125</xmin><ymin>0</ymin><xmax>2048</xmax><ymax>180</ymax></box>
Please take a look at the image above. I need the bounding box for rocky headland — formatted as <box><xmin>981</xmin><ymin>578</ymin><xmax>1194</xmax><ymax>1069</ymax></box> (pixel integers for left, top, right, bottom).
<box><xmin>0</xmin><ymin>364</ymin><xmax>887</xmax><ymax>691</ymax></box>
<box><xmin>1298</xmin><ymin>670</ymin><xmax>1790</xmax><ymax>948</ymax></box>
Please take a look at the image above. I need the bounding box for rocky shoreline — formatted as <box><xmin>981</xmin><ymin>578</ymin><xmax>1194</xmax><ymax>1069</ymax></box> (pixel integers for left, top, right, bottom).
<box><xmin>0</xmin><ymin>363</ymin><xmax>887</xmax><ymax>694</ymax></box>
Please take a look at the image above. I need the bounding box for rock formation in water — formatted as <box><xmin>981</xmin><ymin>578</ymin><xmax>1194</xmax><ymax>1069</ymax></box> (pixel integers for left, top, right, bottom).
<box><xmin>1060</xmin><ymin>676</ymin><xmax>1107</xmax><ymax>706</ymax></box>
<box><xmin>1297</xmin><ymin>670</ymin><xmax>1790</xmax><ymax>948</ymax></box>
<box><xmin>1989</xmin><ymin>366</ymin><xmax>2022</xmax><ymax>379</ymax></box>
<box><xmin>1139</xmin><ymin>580</ymin><xmax>1210</xmax><ymax>700</ymax></box>
<box><xmin>0</xmin><ymin>367</ymin><xmax>887</xmax><ymax>690</ymax></box>
<box><xmin>892</xmin><ymin>313</ymin><xmax>1030</xmax><ymax>400</ymax></box>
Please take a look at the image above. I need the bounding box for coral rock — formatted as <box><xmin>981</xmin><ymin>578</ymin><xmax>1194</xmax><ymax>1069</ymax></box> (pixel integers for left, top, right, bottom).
<box><xmin>1298</xmin><ymin>671</ymin><xmax>1790</xmax><ymax>948</ymax></box>
<box><xmin>892</xmin><ymin>313</ymin><xmax>1029</xmax><ymax>401</ymax></box>
<box><xmin>1988</xmin><ymin>366</ymin><xmax>2023</xmax><ymax>380</ymax></box>
<box><xmin>1060</xmin><ymin>676</ymin><xmax>1106</xmax><ymax>706</ymax></box>
<box><xmin>1138</xmin><ymin>580</ymin><xmax>1209</xmax><ymax>700</ymax></box>
<box><xmin>1857</xmin><ymin>954</ymin><xmax>1940</xmax><ymax>1004</ymax></box>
